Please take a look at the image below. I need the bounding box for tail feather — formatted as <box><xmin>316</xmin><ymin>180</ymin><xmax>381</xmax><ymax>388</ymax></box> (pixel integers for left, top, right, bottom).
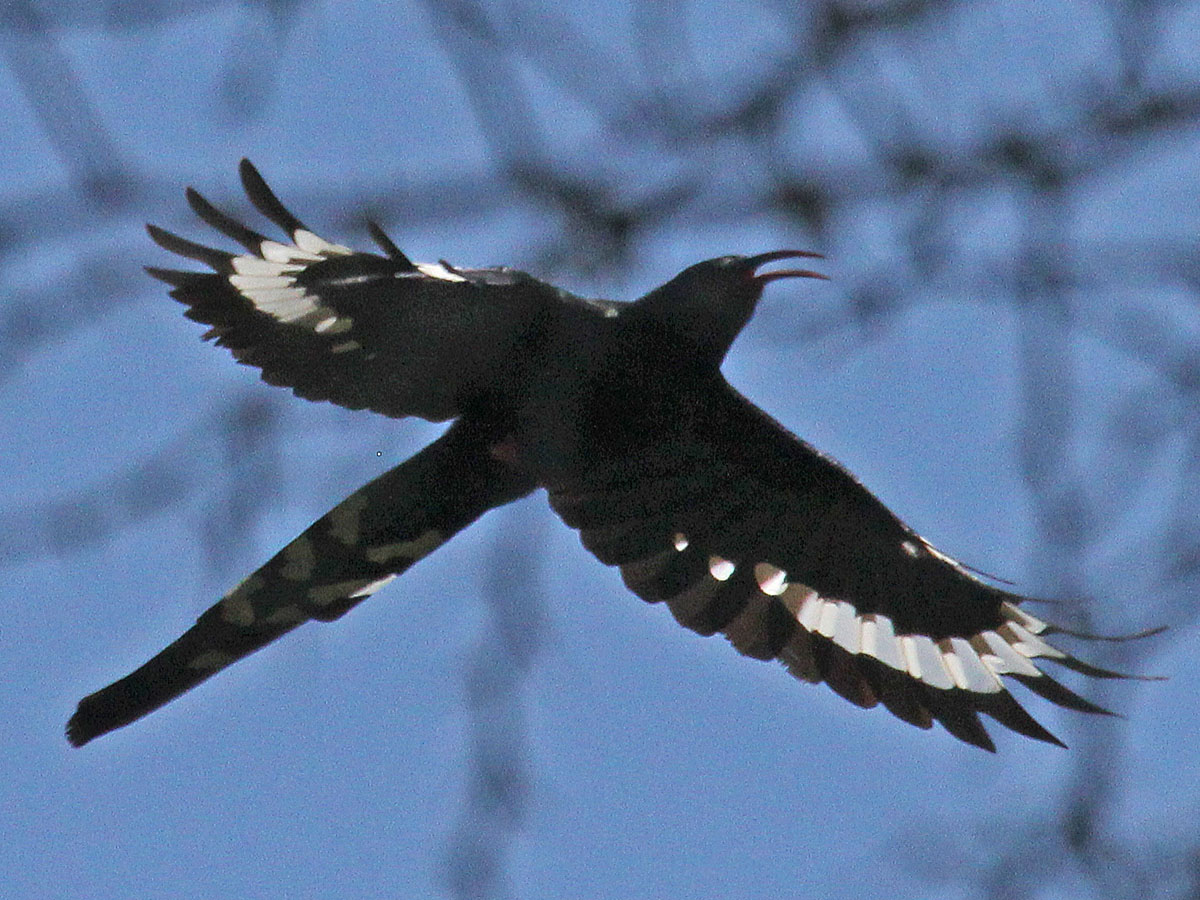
<box><xmin>67</xmin><ymin>419</ymin><xmax>533</xmax><ymax>746</ymax></box>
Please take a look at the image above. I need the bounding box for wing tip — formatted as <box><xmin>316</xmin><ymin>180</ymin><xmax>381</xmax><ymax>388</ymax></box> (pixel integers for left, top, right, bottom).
<box><xmin>238</xmin><ymin>158</ymin><xmax>305</xmax><ymax>235</ymax></box>
<box><xmin>366</xmin><ymin>219</ymin><xmax>415</xmax><ymax>269</ymax></box>
<box><xmin>183</xmin><ymin>186</ymin><xmax>268</xmax><ymax>254</ymax></box>
<box><xmin>144</xmin><ymin>265</ymin><xmax>193</xmax><ymax>288</ymax></box>
<box><xmin>146</xmin><ymin>223</ymin><xmax>234</xmax><ymax>272</ymax></box>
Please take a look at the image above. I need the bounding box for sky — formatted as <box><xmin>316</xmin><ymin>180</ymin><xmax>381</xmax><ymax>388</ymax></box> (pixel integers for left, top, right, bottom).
<box><xmin>1</xmin><ymin>2</ymin><xmax>1196</xmax><ymax>899</ymax></box>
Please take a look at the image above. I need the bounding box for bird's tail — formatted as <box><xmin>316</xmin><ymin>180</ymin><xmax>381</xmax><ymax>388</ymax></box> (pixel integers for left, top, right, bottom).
<box><xmin>67</xmin><ymin>419</ymin><xmax>534</xmax><ymax>747</ymax></box>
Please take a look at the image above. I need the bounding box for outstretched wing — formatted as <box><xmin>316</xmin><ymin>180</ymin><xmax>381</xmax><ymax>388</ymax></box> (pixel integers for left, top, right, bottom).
<box><xmin>549</xmin><ymin>384</ymin><xmax>1150</xmax><ymax>751</ymax></box>
<box><xmin>146</xmin><ymin>160</ymin><xmax>619</xmax><ymax>421</ymax></box>
<box><xmin>67</xmin><ymin>419</ymin><xmax>535</xmax><ymax>746</ymax></box>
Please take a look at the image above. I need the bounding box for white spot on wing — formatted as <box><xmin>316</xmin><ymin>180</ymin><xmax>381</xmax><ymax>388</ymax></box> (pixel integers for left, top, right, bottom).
<box><xmin>415</xmin><ymin>261</ymin><xmax>468</xmax><ymax>282</ymax></box>
<box><xmin>768</xmin><ymin>583</ymin><xmax>1025</xmax><ymax>692</ymax></box>
<box><xmin>260</xmin><ymin>240</ymin><xmax>322</xmax><ymax>264</ymax></box>
<box><xmin>228</xmin><ymin>268</ymin><xmax>326</xmax><ymax>324</ymax></box>
<box><xmin>314</xmin><ymin>316</ymin><xmax>340</xmax><ymax>333</ymax></box>
<box><xmin>330</xmin><ymin>340</ymin><xmax>362</xmax><ymax>354</ymax></box>
<box><xmin>708</xmin><ymin>556</ymin><xmax>735</xmax><ymax>581</ymax></box>
<box><xmin>972</xmin><ymin>630</ymin><xmax>1043</xmax><ymax>677</ymax></box>
<box><xmin>293</xmin><ymin>228</ymin><xmax>352</xmax><ymax>256</ymax></box>
<box><xmin>902</xmin><ymin>634</ymin><xmax>955</xmax><ymax>689</ymax></box>
<box><xmin>810</xmin><ymin>598</ymin><xmax>866</xmax><ymax>654</ymax></box>
<box><xmin>817</xmin><ymin>600</ymin><xmax>840</xmax><ymax>638</ymax></box>
<box><xmin>795</xmin><ymin>593</ymin><xmax>824</xmax><ymax>632</ymax></box>
<box><xmin>939</xmin><ymin>637</ymin><xmax>1003</xmax><ymax>693</ymax></box>
<box><xmin>231</xmin><ymin>256</ymin><xmax>304</xmax><ymax>276</ymax></box>
<box><xmin>753</xmin><ymin>562</ymin><xmax>788</xmax><ymax>595</ymax></box>
<box><xmin>229</xmin><ymin>274</ymin><xmax>294</xmax><ymax>290</ymax></box>
<box><xmin>673</xmin><ymin>533</ymin><xmax>689</xmax><ymax>552</ymax></box>
<box><xmin>860</xmin><ymin>613</ymin><xmax>906</xmax><ymax>671</ymax></box>
<box><xmin>1000</xmin><ymin>601</ymin><xmax>1049</xmax><ymax>634</ymax></box>
<box><xmin>778</xmin><ymin>582</ymin><xmax>818</xmax><ymax>616</ymax></box>
<box><xmin>226</xmin><ymin>226</ymin><xmax>357</xmax><ymax>332</ymax></box>
<box><xmin>243</xmin><ymin>285</ymin><xmax>308</xmax><ymax>305</ymax></box>
<box><xmin>998</xmin><ymin>621</ymin><xmax>1065</xmax><ymax>660</ymax></box>
<box><xmin>831</xmin><ymin>602</ymin><xmax>861</xmax><ymax>654</ymax></box>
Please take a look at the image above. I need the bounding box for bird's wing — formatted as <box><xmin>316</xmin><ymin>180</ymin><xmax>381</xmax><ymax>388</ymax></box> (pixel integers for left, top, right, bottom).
<box><xmin>146</xmin><ymin>160</ymin><xmax>618</xmax><ymax>421</ymax></box>
<box><xmin>67</xmin><ymin>419</ymin><xmax>535</xmax><ymax>746</ymax></box>
<box><xmin>548</xmin><ymin>385</ymin><xmax>1149</xmax><ymax>751</ymax></box>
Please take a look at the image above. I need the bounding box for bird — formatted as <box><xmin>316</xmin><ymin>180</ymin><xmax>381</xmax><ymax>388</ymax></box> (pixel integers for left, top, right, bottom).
<box><xmin>66</xmin><ymin>160</ymin><xmax>1152</xmax><ymax>752</ymax></box>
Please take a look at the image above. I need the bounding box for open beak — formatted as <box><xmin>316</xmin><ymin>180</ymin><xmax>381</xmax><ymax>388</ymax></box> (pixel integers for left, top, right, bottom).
<box><xmin>744</xmin><ymin>249</ymin><xmax>828</xmax><ymax>284</ymax></box>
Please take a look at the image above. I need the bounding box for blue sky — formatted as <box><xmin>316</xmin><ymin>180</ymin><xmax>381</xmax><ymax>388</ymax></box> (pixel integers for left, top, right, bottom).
<box><xmin>1</xmin><ymin>2</ymin><xmax>1196</xmax><ymax>898</ymax></box>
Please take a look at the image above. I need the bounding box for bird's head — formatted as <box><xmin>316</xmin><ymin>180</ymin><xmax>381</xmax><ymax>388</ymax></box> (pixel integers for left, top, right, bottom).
<box><xmin>632</xmin><ymin>250</ymin><xmax>826</xmax><ymax>368</ymax></box>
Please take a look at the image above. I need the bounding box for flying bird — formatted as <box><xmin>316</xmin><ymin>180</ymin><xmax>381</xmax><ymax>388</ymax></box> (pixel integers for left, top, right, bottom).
<box><xmin>67</xmin><ymin>161</ymin><xmax>1149</xmax><ymax>752</ymax></box>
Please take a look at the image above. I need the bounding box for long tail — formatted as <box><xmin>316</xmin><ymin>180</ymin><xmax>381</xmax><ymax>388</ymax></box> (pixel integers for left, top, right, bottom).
<box><xmin>67</xmin><ymin>419</ymin><xmax>534</xmax><ymax>746</ymax></box>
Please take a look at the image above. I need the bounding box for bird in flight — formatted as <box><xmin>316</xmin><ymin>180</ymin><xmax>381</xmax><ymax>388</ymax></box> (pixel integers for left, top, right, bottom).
<box><xmin>67</xmin><ymin>160</ymin><xmax>1150</xmax><ymax>752</ymax></box>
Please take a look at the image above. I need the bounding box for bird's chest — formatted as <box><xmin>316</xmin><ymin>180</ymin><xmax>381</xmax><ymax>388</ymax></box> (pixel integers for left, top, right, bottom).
<box><xmin>502</xmin><ymin>333</ymin><xmax>717</xmax><ymax>487</ymax></box>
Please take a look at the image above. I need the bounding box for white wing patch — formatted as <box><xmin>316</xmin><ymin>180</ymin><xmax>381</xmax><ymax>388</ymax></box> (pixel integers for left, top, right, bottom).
<box><xmin>708</xmin><ymin>556</ymin><xmax>735</xmax><ymax>581</ymax></box>
<box><xmin>226</xmin><ymin>237</ymin><xmax>352</xmax><ymax>336</ymax></box>
<box><xmin>230</xmin><ymin>230</ymin><xmax>470</xmax><ymax>338</ymax></box>
<box><xmin>228</xmin><ymin>228</ymin><xmax>356</xmax><ymax>333</ymax></box>
<box><xmin>658</xmin><ymin>531</ymin><xmax>1071</xmax><ymax>697</ymax></box>
<box><xmin>414</xmin><ymin>262</ymin><xmax>468</xmax><ymax>282</ymax></box>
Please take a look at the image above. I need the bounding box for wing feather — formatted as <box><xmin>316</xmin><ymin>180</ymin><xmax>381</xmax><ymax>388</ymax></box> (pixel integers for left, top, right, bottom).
<box><xmin>549</xmin><ymin>385</ymin><xmax>1151</xmax><ymax>750</ymax></box>
<box><xmin>148</xmin><ymin>160</ymin><xmax>617</xmax><ymax>421</ymax></box>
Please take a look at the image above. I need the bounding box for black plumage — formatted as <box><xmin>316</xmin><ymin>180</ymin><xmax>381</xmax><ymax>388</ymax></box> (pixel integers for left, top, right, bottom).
<box><xmin>67</xmin><ymin>160</ymin><xmax>1153</xmax><ymax>751</ymax></box>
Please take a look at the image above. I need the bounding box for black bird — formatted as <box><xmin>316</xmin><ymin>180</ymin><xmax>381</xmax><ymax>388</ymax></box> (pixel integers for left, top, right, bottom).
<box><xmin>67</xmin><ymin>161</ymin><xmax>1148</xmax><ymax>751</ymax></box>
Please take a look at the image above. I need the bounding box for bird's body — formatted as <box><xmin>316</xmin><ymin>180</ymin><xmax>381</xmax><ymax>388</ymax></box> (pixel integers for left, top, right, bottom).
<box><xmin>67</xmin><ymin>161</ymin><xmax>1149</xmax><ymax>752</ymax></box>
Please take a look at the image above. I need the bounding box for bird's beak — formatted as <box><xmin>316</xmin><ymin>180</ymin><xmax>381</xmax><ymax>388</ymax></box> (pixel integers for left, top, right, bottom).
<box><xmin>745</xmin><ymin>249</ymin><xmax>828</xmax><ymax>284</ymax></box>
